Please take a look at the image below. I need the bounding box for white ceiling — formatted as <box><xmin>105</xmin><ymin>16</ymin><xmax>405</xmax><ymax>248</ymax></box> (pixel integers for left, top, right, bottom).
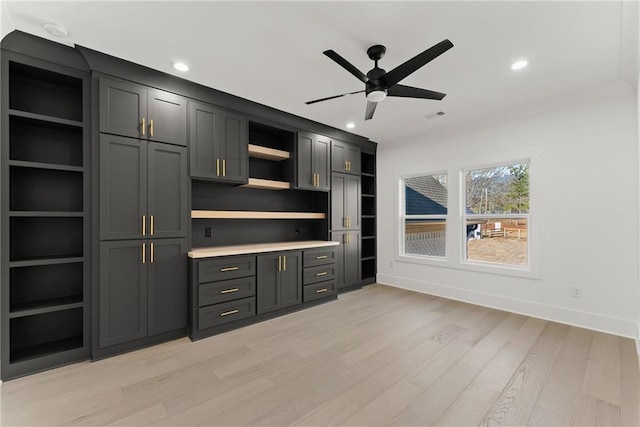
<box><xmin>2</xmin><ymin>1</ymin><xmax>638</xmax><ymax>143</ymax></box>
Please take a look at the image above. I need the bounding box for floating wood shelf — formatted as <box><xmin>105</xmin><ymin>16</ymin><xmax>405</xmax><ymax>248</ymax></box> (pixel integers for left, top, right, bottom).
<box><xmin>248</xmin><ymin>144</ymin><xmax>290</xmax><ymax>161</ymax></box>
<box><xmin>192</xmin><ymin>210</ymin><xmax>326</xmax><ymax>220</ymax></box>
<box><xmin>242</xmin><ymin>178</ymin><xmax>290</xmax><ymax>190</ymax></box>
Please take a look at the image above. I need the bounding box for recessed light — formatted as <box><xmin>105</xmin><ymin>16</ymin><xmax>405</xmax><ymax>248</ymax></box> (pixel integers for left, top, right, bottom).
<box><xmin>511</xmin><ymin>60</ymin><xmax>528</xmax><ymax>70</ymax></box>
<box><xmin>173</xmin><ymin>62</ymin><xmax>190</xmax><ymax>72</ymax></box>
<box><xmin>346</xmin><ymin>122</ymin><xmax>355</xmax><ymax>129</ymax></box>
<box><xmin>43</xmin><ymin>23</ymin><xmax>69</xmax><ymax>38</ymax></box>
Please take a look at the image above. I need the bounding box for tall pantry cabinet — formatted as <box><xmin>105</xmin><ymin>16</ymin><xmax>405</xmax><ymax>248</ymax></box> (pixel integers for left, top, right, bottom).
<box><xmin>94</xmin><ymin>77</ymin><xmax>189</xmax><ymax>358</ymax></box>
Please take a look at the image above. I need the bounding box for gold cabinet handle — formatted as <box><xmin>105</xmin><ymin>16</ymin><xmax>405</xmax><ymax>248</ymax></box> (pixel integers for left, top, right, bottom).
<box><xmin>142</xmin><ymin>215</ymin><xmax>146</xmax><ymax>236</ymax></box>
<box><xmin>316</xmin><ymin>255</ymin><xmax>327</xmax><ymax>260</ymax></box>
<box><xmin>141</xmin><ymin>117</ymin><xmax>146</xmax><ymax>136</ymax></box>
<box><xmin>150</xmin><ymin>215</ymin><xmax>154</xmax><ymax>236</ymax></box>
<box><xmin>150</xmin><ymin>242</ymin><xmax>154</xmax><ymax>263</ymax></box>
<box><xmin>220</xmin><ymin>266</ymin><xmax>239</xmax><ymax>272</ymax></box>
<box><xmin>150</xmin><ymin>119</ymin><xmax>154</xmax><ymax>137</ymax></box>
<box><xmin>283</xmin><ymin>255</ymin><xmax>286</xmax><ymax>271</ymax></box>
<box><xmin>220</xmin><ymin>309</ymin><xmax>239</xmax><ymax>317</ymax></box>
<box><xmin>222</xmin><ymin>159</ymin><xmax>226</xmax><ymax>177</ymax></box>
<box><xmin>220</xmin><ymin>288</ymin><xmax>239</xmax><ymax>294</ymax></box>
<box><xmin>316</xmin><ymin>271</ymin><xmax>328</xmax><ymax>277</ymax></box>
<box><xmin>278</xmin><ymin>256</ymin><xmax>282</xmax><ymax>271</ymax></box>
<box><xmin>142</xmin><ymin>243</ymin><xmax>146</xmax><ymax>264</ymax></box>
<box><xmin>316</xmin><ymin>288</ymin><xmax>328</xmax><ymax>294</ymax></box>
<box><xmin>216</xmin><ymin>158</ymin><xmax>220</xmax><ymax>176</ymax></box>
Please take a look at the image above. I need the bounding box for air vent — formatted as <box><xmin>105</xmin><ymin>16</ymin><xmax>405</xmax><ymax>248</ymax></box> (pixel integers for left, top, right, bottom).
<box><xmin>425</xmin><ymin>111</ymin><xmax>446</xmax><ymax>120</ymax></box>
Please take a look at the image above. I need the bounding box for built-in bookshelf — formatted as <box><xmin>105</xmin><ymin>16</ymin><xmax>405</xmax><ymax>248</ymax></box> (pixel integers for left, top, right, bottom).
<box><xmin>361</xmin><ymin>151</ymin><xmax>376</xmax><ymax>283</ymax></box>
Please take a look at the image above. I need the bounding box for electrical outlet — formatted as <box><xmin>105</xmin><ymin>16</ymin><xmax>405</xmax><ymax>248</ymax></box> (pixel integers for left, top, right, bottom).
<box><xmin>570</xmin><ymin>286</ymin><xmax>583</xmax><ymax>298</ymax></box>
<box><xmin>204</xmin><ymin>227</ymin><xmax>212</xmax><ymax>238</ymax></box>
<box><xmin>295</xmin><ymin>225</ymin><xmax>300</xmax><ymax>235</ymax></box>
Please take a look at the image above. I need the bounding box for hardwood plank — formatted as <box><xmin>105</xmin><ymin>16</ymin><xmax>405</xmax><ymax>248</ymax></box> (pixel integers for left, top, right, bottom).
<box><xmin>581</xmin><ymin>331</ymin><xmax>621</xmax><ymax>406</ymax></box>
<box><xmin>342</xmin><ymin>380</ymin><xmax>422</xmax><ymax>426</ymax></box>
<box><xmin>619</xmin><ymin>337</ymin><xmax>640</xmax><ymax>426</ymax></box>
<box><xmin>573</xmin><ymin>394</ymin><xmax>622</xmax><ymax>426</ymax></box>
<box><xmin>292</xmin><ymin>397</ymin><xmax>362</xmax><ymax>426</ymax></box>
<box><xmin>434</xmin><ymin>382</ymin><xmax>499</xmax><ymax>426</ymax></box>
<box><xmin>480</xmin><ymin>322</ymin><xmax>568</xmax><ymax>426</ymax></box>
<box><xmin>528</xmin><ymin>405</ymin><xmax>573</xmax><ymax>426</ymax></box>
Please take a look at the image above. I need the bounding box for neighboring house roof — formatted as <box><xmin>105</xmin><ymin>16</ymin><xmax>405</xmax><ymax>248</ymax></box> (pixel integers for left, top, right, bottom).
<box><xmin>405</xmin><ymin>176</ymin><xmax>447</xmax><ymax>215</ymax></box>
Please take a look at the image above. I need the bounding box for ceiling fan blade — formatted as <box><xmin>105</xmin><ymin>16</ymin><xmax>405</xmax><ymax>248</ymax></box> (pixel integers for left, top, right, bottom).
<box><xmin>324</xmin><ymin>50</ymin><xmax>369</xmax><ymax>84</ymax></box>
<box><xmin>305</xmin><ymin>90</ymin><xmax>365</xmax><ymax>105</ymax></box>
<box><xmin>387</xmin><ymin>84</ymin><xmax>446</xmax><ymax>100</ymax></box>
<box><xmin>383</xmin><ymin>39</ymin><xmax>454</xmax><ymax>88</ymax></box>
<box><xmin>365</xmin><ymin>101</ymin><xmax>377</xmax><ymax>121</ymax></box>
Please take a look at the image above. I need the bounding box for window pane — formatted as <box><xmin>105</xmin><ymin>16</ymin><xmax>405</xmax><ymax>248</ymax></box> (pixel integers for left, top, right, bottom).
<box><xmin>405</xmin><ymin>174</ymin><xmax>448</xmax><ymax>215</ymax></box>
<box><xmin>466</xmin><ymin>218</ymin><xmax>528</xmax><ymax>266</ymax></box>
<box><xmin>465</xmin><ymin>164</ymin><xmax>529</xmax><ymax>214</ymax></box>
<box><xmin>405</xmin><ymin>220</ymin><xmax>446</xmax><ymax>257</ymax></box>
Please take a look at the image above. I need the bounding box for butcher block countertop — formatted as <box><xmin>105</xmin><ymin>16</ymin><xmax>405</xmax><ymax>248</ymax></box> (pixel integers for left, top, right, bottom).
<box><xmin>188</xmin><ymin>240</ymin><xmax>339</xmax><ymax>259</ymax></box>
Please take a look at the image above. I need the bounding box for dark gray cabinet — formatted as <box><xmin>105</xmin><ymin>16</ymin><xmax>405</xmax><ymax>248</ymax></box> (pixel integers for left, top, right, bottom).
<box><xmin>100</xmin><ymin>134</ymin><xmax>188</xmax><ymax>240</ymax></box>
<box><xmin>99</xmin><ymin>78</ymin><xmax>187</xmax><ymax>146</ymax></box>
<box><xmin>331</xmin><ymin>173</ymin><xmax>361</xmax><ymax>231</ymax></box>
<box><xmin>331</xmin><ymin>231</ymin><xmax>361</xmax><ymax>289</ymax></box>
<box><xmin>256</xmin><ymin>251</ymin><xmax>302</xmax><ymax>314</ymax></box>
<box><xmin>331</xmin><ymin>140</ymin><xmax>361</xmax><ymax>175</ymax></box>
<box><xmin>99</xmin><ymin>238</ymin><xmax>187</xmax><ymax>348</ymax></box>
<box><xmin>189</xmin><ymin>101</ymin><xmax>248</xmax><ymax>184</ymax></box>
<box><xmin>296</xmin><ymin>131</ymin><xmax>330</xmax><ymax>191</ymax></box>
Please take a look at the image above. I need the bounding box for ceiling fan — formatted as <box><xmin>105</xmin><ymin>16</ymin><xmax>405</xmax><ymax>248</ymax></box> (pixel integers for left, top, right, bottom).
<box><xmin>306</xmin><ymin>39</ymin><xmax>454</xmax><ymax>120</ymax></box>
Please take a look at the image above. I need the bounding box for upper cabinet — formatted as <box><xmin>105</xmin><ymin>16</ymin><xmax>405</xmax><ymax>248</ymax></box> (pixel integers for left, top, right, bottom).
<box><xmin>296</xmin><ymin>131</ymin><xmax>330</xmax><ymax>191</ymax></box>
<box><xmin>189</xmin><ymin>101</ymin><xmax>248</xmax><ymax>184</ymax></box>
<box><xmin>331</xmin><ymin>140</ymin><xmax>361</xmax><ymax>175</ymax></box>
<box><xmin>99</xmin><ymin>78</ymin><xmax>187</xmax><ymax>146</ymax></box>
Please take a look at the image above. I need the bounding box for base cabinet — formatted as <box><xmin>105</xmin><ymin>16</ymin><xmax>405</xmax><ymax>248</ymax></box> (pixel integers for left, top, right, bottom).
<box><xmin>99</xmin><ymin>238</ymin><xmax>187</xmax><ymax>348</ymax></box>
<box><xmin>302</xmin><ymin>247</ymin><xmax>337</xmax><ymax>302</ymax></box>
<box><xmin>332</xmin><ymin>231</ymin><xmax>361</xmax><ymax>289</ymax></box>
<box><xmin>256</xmin><ymin>251</ymin><xmax>302</xmax><ymax>314</ymax></box>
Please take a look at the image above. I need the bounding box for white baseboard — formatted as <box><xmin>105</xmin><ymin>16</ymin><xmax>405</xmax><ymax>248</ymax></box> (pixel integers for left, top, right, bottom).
<box><xmin>377</xmin><ymin>273</ymin><xmax>639</xmax><ymax>341</ymax></box>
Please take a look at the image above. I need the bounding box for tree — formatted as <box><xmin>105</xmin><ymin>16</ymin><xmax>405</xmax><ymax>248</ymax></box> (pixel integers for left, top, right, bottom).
<box><xmin>505</xmin><ymin>164</ymin><xmax>529</xmax><ymax>213</ymax></box>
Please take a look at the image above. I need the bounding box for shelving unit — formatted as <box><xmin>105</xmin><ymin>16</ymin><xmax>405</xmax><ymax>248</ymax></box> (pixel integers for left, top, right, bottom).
<box><xmin>248</xmin><ymin>144</ymin><xmax>290</xmax><ymax>161</ymax></box>
<box><xmin>242</xmin><ymin>177</ymin><xmax>290</xmax><ymax>190</ymax></box>
<box><xmin>247</xmin><ymin>121</ymin><xmax>295</xmax><ymax>187</ymax></box>
<box><xmin>192</xmin><ymin>210</ymin><xmax>325</xmax><ymax>219</ymax></box>
<box><xmin>2</xmin><ymin>56</ymin><xmax>90</xmax><ymax>379</ymax></box>
<box><xmin>360</xmin><ymin>151</ymin><xmax>376</xmax><ymax>283</ymax></box>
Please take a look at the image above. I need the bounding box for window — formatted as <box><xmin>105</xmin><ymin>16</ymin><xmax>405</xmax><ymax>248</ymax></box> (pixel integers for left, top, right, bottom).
<box><xmin>401</xmin><ymin>173</ymin><xmax>448</xmax><ymax>258</ymax></box>
<box><xmin>463</xmin><ymin>162</ymin><xmax>530</xmax><ymax>267</ymax></box>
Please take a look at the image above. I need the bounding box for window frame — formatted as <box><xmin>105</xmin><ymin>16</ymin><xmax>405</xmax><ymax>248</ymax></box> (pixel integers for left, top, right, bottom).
<box><xmin>399</xmin><ymin>171</ymin><xmax>449</xmax><ymax>261</ymax></box>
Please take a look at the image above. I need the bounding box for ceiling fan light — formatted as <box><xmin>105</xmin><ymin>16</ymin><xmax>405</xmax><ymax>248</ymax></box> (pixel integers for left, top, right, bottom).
<box><xmin>366</xmin><ymin>90</ymin><xmax>387</xmax><ymax>103</ymax></box>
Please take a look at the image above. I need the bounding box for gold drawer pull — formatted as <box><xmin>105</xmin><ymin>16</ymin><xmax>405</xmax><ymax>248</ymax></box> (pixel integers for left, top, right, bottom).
<box><xmin>220</xmin><ymin>266</ymin><xmax>239</xmax><ymax>272</ymax></box>
<box><xmin>316</xmin><ymin>288</ymin><xmax>328</xmax><ymax>294</ymax></box>
<box><xmin>220</xmin><ymin>288</ymin><xmax>239</xmax><ymax>294</ymax></box>
<box><xmin>220</xmin><ymin>309</ymin><xmax>239</xmax><ymax>317</ymax></box>
<box><xmin>316</xmin><ymin>255</ymin><xmax>328</xmax><ymax>260</ymax></box>
<box><xmin>316</xmin><ymin>271</ymin><xmax>328</xmax><ymax>277</ymax></box>
<box><xmin>141</xmin><ymin>117</ymin><xmax>146</xmax><ymax>136</ymax></box>
<box><xmin>150</xmin><ymin>119</ymin><xmax>154</xmax><ymax>137</ymax></box>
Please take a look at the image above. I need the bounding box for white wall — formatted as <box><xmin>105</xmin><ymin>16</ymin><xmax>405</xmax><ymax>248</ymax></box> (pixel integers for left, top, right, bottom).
<box><xmin>377</xmin><ymin>90</ymin><xmax>639</xmax><ymax>339</ymax></box>
<box><xmin>0</xmin><ymin>1</ymin><xmax>15</xmax><ymax>41</ymax></box>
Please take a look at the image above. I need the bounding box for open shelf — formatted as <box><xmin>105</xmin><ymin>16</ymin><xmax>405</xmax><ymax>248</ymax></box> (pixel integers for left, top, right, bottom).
<box><xmin>248</xmin><ymin>144</ymin><xmax>290</xmax><ymax>161</ymax></box>
<box><xmin>192</xmin><ymin>210</ymin><xmax>325</xmax><ymax>219</ymax></box>
<box><xmin>9</xmin><ymin>109</ymin><xmax>83</xmax><ymax>128</ymax></box>
<box><xmin>361</xmin><ymin>151</ymin><xmax>376</xmax><ymax>175</ymax></box>
<box><xmin>361</xmin><ymin>174</ymin><xmax>375</xmax><ymax>196</ymax></box>
<box><xmin>9</xmin><ymin>211</ymin><xmax>83</xmax><ymax>217</ymax></box>
<box><xmin>362</xmin><ymin>238</ymin><xmax>376</xmax><ymax>258</ymax></box>
<box><xmin>362</xmin><ymin>257</ymin><xmax>376</xmax><ymax>281</ymax></box>
<box><xmin>242</xmin><ymin>178</ymin><xmax>290</xmax><ymax>190</ymax></box>
<box><xmin>9</xmin><ymin>256</ymin><xmax>84</xmax><ymax>268</ymax></box>
<box><xmin>9</xmin><ymin>299</ymin><xmax>84</xmax><ymax>319</ymax></box>
<box><xmin>10</xmin><ymin>217</ymin><xmax>83</xmax><ymax>262</ymax></box>
<box><xmin>362</xmin><ymin>197</ymin><xmax>375</xmax><ymax>216</ymax></box>
<box><xmin>10</xmin><ymin>166</ymin><xmax>83</xmax><ymax>212</ymax></box>
<box><xmin>10</xmin><ymin>308</ymin><xmax>83</xmax><ymax>363</ymax></box>
<box><xmin>9</xmin><ymin>114</ymin><xmax>83</xmax><ymax>166</ymax></box>
<box><xmin>9</xmin><ymin>160</ymin><xmax>83</xmax><ymax>173</ymax></box>
<box><xmin>9</xmin><ymin>61</ymin><xmax>83</xmax><ymax>122</ymax></box>
<box><xmin>10</xmin><ymin>261</ymin><xmax>83</xmax><ymax>312</ymax></box>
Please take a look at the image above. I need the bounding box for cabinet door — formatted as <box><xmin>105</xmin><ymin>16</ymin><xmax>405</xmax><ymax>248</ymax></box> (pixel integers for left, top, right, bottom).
<box><xmin>99</xmin><ymin>134</ymin><xmax>147</xmax><ymax>240</ymax></box>
<box><xmin>256</xmin><ymin>253</ymin><xmax>280</xmax><ymax>314</ymax></box>
<box><xmin>331</xmin><ymin>173</ymin><xmax>346</xmax><ymax>231</ymax></box>
<box><xmin>346</xmin><ymin>146</ymin><xmax>361</xmax><ymax>175</ymax></box>
<box><xmin>148</xmin><ymin>238</ymin><xmax>187</xmax><ymax>336</ymax></box>
<box><xmin>314</xmin><ymin>135</ymin><xmax>331</xmax><ymax>191</ymax></box>
<box><xmin>219</xmin><ymin>110</ymin><xmax>248</xmax><ymax>184</ymax></box>
<box><xmin>99</xmin><ymin>79</ymin><xmax>147</xmax><ymax>139</ymax></box>
<box><xmin>345</xmin><ymin>175</ymin><xmax>361</xmax><ymax>230</ymax></box>
<box><xmin>148</xmin><ymin>142</ymin><xmax>188</xmax><ymax>238</ymax></box>
<box><xmin>331</xmin><ymin>140</ymin><xmax>347</xmax><ymax>173</ymax></box>
<box><xmin>99</xmin><ymin>241</ymin><xmax>147</xmax><ymax>348</ymax></box>
<box><xmin>189</xmin><ymin>102</ymin><xmax>218</xmax><ymax>180</ymax></box>
<box><xmin>332</xmin><ymin>231</ymin><xmax>361</xmax><ymax>289</ymax></box>
<box><xmin>148</xmin><ymin>90</ymin><xmax>187</xmax><ymax>146</ymax></box>
<box><xmin>280</xmin><ymin>251</ymin><xmax>302</xmax><ymax>309</ymax></box>
<box><xmin>296</xmin><ymin>131</ymin><xmax>314</xmax><ymax>190</ymax></box>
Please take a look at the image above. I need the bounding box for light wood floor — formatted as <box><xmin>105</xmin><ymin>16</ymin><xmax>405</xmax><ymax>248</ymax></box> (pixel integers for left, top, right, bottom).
<box><xmin>1</xmin><ymin>284</ymin><xmax>639</xmax><ymax>426</ymax></box>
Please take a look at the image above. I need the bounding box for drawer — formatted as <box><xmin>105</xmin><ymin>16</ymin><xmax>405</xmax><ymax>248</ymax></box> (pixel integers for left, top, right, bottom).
<box><xmin>303</xmin><ymin>280</ymin><xmax>337</xmax><ymax>302</ymax></box>
<box><xmin>303</xmin><ymin>264</ymin><xmax>336</xmax><ymax>285</ymax></box>
<box><xmin>198</xmin><ymin>255</ymin><xmax>255</xmax><ymax>283</ymax></box>
<box><xmin>198</xmin><ymin>297</ymin><xmax>255</xmax><ymax>330</ymax></box>
<box><xmin>198</xmin><ymin>276</ymin><xmax>256</xmax><ymax>307</ymax></box>
<box><xmin>303</xmin><ymin>247</ymin><xmax>337</xmax><ymax>267</ymax></box>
